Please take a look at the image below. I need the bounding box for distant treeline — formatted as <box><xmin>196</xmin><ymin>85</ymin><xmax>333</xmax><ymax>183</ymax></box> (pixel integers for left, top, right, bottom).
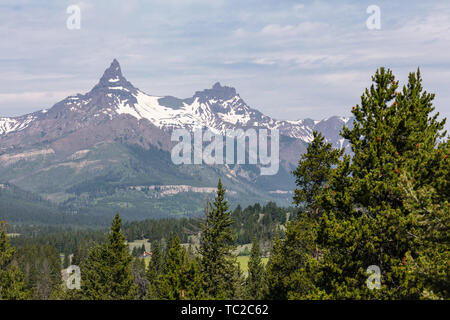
<box><xmin>5</xmin><ymin>199</ymin><xmax>293</xmax><ymax>300</ymax></box>
<box><xmin>0</xmin><ymin>183</ymin><xmax>111</xmax><ymax>226</ymax></box>
<box><xmin>9</xmin><ymin>201</ymin><xmax>295</xmax><ymax>255</ymax></box>
<box><xmin>123</xmin><ymin>201</ymin><xmax>294</xmax><ymax>245</ymax></box>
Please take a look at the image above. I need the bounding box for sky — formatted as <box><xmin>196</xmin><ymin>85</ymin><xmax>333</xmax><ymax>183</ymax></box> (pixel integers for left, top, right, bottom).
<box><xmin>1</xmin><ymin>0</ymin><xmax>449</xmax><ymax>125</ymax></box>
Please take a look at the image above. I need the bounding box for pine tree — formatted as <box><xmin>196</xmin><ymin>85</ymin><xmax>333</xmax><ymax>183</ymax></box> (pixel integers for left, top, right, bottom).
<box><xmin>199</xmin><ymin>179</ymin><xmax>239</xmax><ymax>299</ymax></box>
<box><xmin>265</xmin><ymin>232</ymin><xmax>285</xmax><ymax>299</ymax></box>
<box><xmin>0</xmin><ymin>222</ymin><xmax>28</xmax><ymax>300</ymax></box>
<box><xmin>266</xmin><ymin>129</ymin><xmax>341</xmax><ymax>299</ymax></box>
<box><xmin>158</xmin><ymin>234</ymin><xmax>187</xmax><ymax>300</ymax></box>
<box><xmin>245</xmin><ymin>238</ymin><xmax>266</xmax><ymax>299</ymax></box>
<box><xmin>265</xmin><ymin>219</ymin><xmax>325</xmax><ymax>300</ymax></box>
<box><xmin>399</xmin><ymin>169</ymin><xmax>449</xmax><ymax>298</ymax></box>
<box><xmin>71</xmin><ymin>242</ymin><xmax>89</xmax><ymax>266</ymax></box>
<box><xmin>81</xmin><ymin>213</ymin><xmax>138</xmax><ymax>300</ymax></box>
<box><xmin>314</xmin><ymin>67</ymin><xmax>449</xmax><ymax>299</ymax></box>
<box><xmin>145</xmin><ymin>240</ymin><xmax>163</xmax><ymax>299</ymax></box>
<box><xmin>184</xmin><ymin>257</ymin><xmax>205</xmax><ymax>300</ymax></box>
<box><xmin>63</xmin><ymin>252</ymin><xmax>70</xmax><ymax>269</ymax></box>
<box><xmin>131</xmin><ymin>257</ymin><xmax>148</xmax><ymax>299</ymax></box>
<box><xmin>292</xmin><ymin>130</ymin><xmax>343</xmax><ymax>215</ymax></box>
<box><xmin>152</xmin><ymin>234</ymin><xmax>205</xmax><ymax>300</ymax></box>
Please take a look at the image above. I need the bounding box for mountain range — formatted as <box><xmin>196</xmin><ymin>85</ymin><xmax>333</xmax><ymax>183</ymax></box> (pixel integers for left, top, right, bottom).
<box><xmin>0</xmin><ymin>59</ymin><xmax>352</xmax><ymax>221</ymax></box>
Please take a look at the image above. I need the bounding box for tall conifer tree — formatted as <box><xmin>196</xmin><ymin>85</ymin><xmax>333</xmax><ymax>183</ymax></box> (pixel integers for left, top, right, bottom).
<box><xmin>316</xmin><ymin>68</ymin><xmax>448</xmax><ymax>299</ymax></box>
<box><xmin>158</xmin><ymin>234</ymin><xmax>188</xmax><ymax>300</ymax></box>
<box><xmin>245</xmin><ymin>238</ymin><xmax>266</xmax><ymax>299</ymax></box>
<box><xmin>145</xmin><ymin>240</ymin><xmax>163</xmax><ymax>299</ymax></box>
<box><xmin>81</xmin><ymin>213</ymin><xmax>137</xmax><ymax>300</ymax></box>
<box><xmin>292</xmin><ymin>131</ymin><xmax>342</xmax><ymax>215</ymax></box>
<box><xmin>0</xmin><ymin>222</ymin><xmax>28</xmax><ymax>300</ymax></box>
<box><xmin>199</xmin><ymin>179</ymin><xmax>238</xmax><ymax>299</ymax></box>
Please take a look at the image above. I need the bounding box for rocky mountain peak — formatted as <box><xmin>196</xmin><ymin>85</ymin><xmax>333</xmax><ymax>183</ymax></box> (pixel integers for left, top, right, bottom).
<box><xmin>90</xmin><ymin>59</ymin><xmax>136</xmax><ymax>93</ymax></box>
<box><xmin>103</xmin><ymin>58</ymin><xmax>122</xmax><ymax>78</ymax></box>
<box><xmin>194</xmin><ymin>82</ymin><xmax>238</xmax><ymax>101</ymax></box>
<box><xmin>0</xmin><ymin>60</ymin><xmax>353</xmax><ymax>151</ymax></box>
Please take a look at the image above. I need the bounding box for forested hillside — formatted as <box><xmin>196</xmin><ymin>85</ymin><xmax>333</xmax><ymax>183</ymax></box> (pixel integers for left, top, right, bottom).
<box><xmin>1</xmin><ymin>68</ymin><xmax>448</xmax><ymax>300</ymax></box>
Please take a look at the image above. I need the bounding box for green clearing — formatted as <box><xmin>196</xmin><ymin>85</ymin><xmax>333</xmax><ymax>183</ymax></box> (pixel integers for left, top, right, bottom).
<box><xmin>130</xmin><ymin>241</ymin><xmax>269</xmax><ymax>273</ymax></box>
<box><xmin>138</xmin><ymin>255</ymin><xmax>269</xmax><ymax>273</ymax></box>
<box><xmin>236</xmin><ymin>256</ymin><xmax>269</xmax><ymax>273</ymax></box>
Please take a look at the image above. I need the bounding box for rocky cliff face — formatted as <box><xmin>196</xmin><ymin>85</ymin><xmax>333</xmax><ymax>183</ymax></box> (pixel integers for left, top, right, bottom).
<box><xmin>0</xmin><ymin>59</ymin><xmax>352</xmax><ymax>219</ymax></box>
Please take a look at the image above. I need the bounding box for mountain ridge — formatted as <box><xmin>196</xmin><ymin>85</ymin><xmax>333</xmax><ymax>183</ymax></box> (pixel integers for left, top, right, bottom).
<box><xmin>0</xmin><ymin>59</ymin><xmax>353</xmax><ymax>220</ymax></box>
<box><xmin>0</xmin><ymin>59</ymin><xmax>352</xmax><ymax>145</ymax></box>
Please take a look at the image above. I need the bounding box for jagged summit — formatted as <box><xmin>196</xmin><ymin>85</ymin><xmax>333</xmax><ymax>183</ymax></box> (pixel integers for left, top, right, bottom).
<box><xmin>0</xmin><ymin>59</ymin><xmax>352</xmax><ymax>147</ymax></box>
<box><xmin>0</xmin><ymin>59</ymin><xmax>355</xmax><ymax>219</ymax></box>
<box><xmin>194</xmin><ymin>82</ymin><xmax>238</xmax><ymax>101</ymax></box>
<box><xmin>91</xmin><ymin>59</ymin><xmax>136</xmax><ymax>92</ymax></box>
<box><xmin>103</xmin><ymin>59</ymin><xmax>122</xmax><ymax>78</ymax></box>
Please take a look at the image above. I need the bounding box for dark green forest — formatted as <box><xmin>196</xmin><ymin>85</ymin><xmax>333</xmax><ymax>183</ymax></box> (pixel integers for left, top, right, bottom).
<box><xmin>0</xmin><ymin>68</ymin><xmax>448</xmax><ymax>300</ymax></box>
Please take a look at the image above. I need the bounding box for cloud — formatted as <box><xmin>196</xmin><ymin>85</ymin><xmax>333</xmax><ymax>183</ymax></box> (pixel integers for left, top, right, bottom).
<box><xmin>260</xmin><ymin>22</ymin><xmax>325</xmax><ymax>37</ymax></box>
<box><xmin>0</xmin><ymin>91</ymin><xmax>73</xmax><ymax>102</ymax></box>
<box><xmin>0</xmin><ymin>0</ymin><xmax>448</xmax><ymax>126</ymax></box>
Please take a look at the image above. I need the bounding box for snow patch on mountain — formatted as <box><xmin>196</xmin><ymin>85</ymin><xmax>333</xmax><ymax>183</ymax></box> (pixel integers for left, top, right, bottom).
<box><xmin>0</xmin><ymin>115</ymin><xmax>35</xmax><ymax>135</ymax></box>
<box><xmin>0</xmin><ymin>59</ymin><xmax>353</xmax><ymax>150</ymax></box>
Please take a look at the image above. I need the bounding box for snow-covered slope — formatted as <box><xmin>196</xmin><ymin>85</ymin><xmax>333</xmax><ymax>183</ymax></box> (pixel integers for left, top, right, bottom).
<box><xmin>0</xmin><ymin>115</ymin><xmax>36</xmax><ymax>135</ymax></box>
<box><xmin>0</xmin><ymin>59</ymin><xmax>356</xmax><ymax>218</ymax></box>
<box><xmin>0</xmin><ymin>59</ymin><xmax>352</xmax><ymax>147</ymax></box>
<box><xmin>120</xmin><ymin>87</ymin><xmax>261</xmax><ymax>134</ymax></box>
<box><xmin>110</xmin><ymin>82</ymin><xmax>352</xmax><ymax>144</ymax></box>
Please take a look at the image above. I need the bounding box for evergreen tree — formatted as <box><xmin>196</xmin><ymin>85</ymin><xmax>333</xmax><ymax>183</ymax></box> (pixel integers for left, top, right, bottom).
<box><xmin>145</xmin><ymin>236</ymin><xmax>204</xmax><ymax>300</ymax></box>
<box><xmin>81</xmin><ymin>213</ymin><xmax>138</xmax><ymax>300</ymax></box>
<box><xmin>315</xmin><ymin>68</ymin><xmax>448</xmax><ymax>299</ymax></box>
<box><xmin>245</xmin><ymin>238</ymin><xmax>266</xmax><ymax>299</ymax></box>
<box><xmin>131</xmin><ymin>257</ymin><xmax>148</xmax><ymax>299</ymax></box>
<box><xmin>266</xmin><ymin>129</ymin><xmax>341</xmax><ymax>299</ymax></box>
<box><xmin>71</xmin><ymin>241</ymin><xmax>90</xmax><ymax>266</ymax></box>
<box><xmin>63</xmin><ymin>252</ymin><xmax>70</xmax><ymax>269</ymax></box>
<box><xmin>158</xmin><ymin>235</ymin><xmax>190</xmax><ymax>300</ymax></box>
<box><xmin>265</xmin><ymin>232</ymin><xmax>285</xmax><ymax>299</ymax></box>
<box><xmin>158</xmin><ymin>234</ymin><xmax>187</xmax><ymax>300</ymax></box>
<box><xmin>399</xmin><ymin>169</ymin><xmax>449</xmax><ymax>299</ymax></box>
<box><xmin>184</xmin><ymin>257</ymin><xmax>205</xmax><ymax>300</ymax></box>
<box><xmin>265</xmin><ymin>219</ymin><xmax>325</xmax><ymax>300</ymax></box>
<box><xmin>199</xmin><ymin>179</ymin><xmax>239</xmax><ymax>299</ymax></box>
<box><xmin>145</xmin><ymin>240</ymin><xmax>163</xmax><ymax>299</ymax></box>
<box><xmin>14</xmin><ymin>244</ymin><xmax>61</xmax><ymax>299</ymax></box>
<box><xmin>0</xmin><ymin>222</ymin><xmax>28</xmax><ymax>299</ymax></box>
<box><xmin>292</xmin><ymin>131</ymin><xmax>342</xmax><ymax>215</ymax></box>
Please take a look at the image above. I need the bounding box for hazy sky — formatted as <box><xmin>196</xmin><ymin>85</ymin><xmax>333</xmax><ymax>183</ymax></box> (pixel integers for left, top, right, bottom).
<box><xmin>1</xmin><ymin>0</ymin><xmax>449</xmax><ymax>124</ymax></box>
